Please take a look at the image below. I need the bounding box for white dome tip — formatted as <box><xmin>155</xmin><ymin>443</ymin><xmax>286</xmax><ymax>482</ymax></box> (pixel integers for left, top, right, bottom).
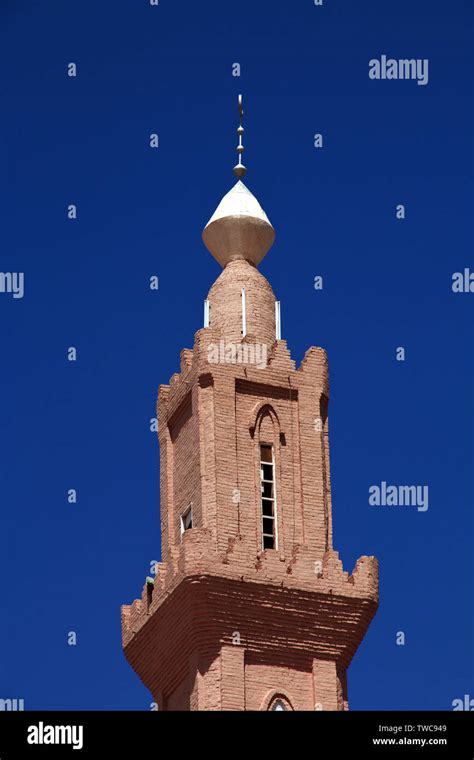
<box><xmin>202</xmin><ymin>182</ymin><xmax>275</xmax><ymax>268</ymax></box>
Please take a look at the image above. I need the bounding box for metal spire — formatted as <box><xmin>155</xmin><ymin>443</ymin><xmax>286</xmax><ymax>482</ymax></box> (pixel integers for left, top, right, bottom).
<box><xmin>233</xmin><ymin>94</ymin><xmax>247</xmax><ymax>179</ymax></box>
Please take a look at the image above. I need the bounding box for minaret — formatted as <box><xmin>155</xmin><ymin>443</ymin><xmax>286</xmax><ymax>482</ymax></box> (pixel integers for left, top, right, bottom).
<box><xmin>121</xmin><ymin>96</ymin><xmax>379</xmax><ymax>711</ymax></box>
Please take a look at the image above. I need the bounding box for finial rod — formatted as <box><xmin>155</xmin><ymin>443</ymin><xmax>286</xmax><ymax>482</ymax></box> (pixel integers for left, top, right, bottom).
<box><xmin>233</xmin><ymin>94</ymin><xmax>247</xmax><ymax>179</ymax></box>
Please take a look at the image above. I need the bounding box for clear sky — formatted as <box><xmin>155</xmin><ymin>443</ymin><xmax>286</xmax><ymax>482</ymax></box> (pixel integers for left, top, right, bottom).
<box><xmin>0</xmin><ymin>0</ymin><xmax>472</xmax><ymax>710</ymax></box>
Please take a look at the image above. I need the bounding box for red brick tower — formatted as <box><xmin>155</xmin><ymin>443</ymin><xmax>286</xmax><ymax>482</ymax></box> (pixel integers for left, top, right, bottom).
<box><xmin>121</xmin><ymin>97</ymin><xmax>378</xmax><ymax>711</ymax></box>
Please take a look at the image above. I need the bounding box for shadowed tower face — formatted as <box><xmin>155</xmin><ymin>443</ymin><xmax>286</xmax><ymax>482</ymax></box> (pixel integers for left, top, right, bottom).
<box><xmin>121</xmin><ymin>97</ymin><xmax>378</xmax><ymax>711</ymax></box>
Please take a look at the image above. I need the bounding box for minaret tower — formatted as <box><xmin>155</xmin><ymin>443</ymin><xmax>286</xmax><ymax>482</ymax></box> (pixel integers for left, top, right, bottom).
<box><xmin>121</xmin><ymin>96</ymin><xmax>379</xmax><ymax>711</ymax></box>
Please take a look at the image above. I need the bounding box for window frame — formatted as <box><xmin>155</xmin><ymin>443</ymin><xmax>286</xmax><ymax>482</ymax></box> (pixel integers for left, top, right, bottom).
<box><xmin>180</xmin><ymin>504</ymin><xmax>193</xmax><ymax>538</ymax></box>
<box><xmin>259</xmin><ymin>444</ymin><xmax>278</xmax><ymax>551</ymax></box>
<box><xmin>265</xmin><ymin>693</ymin><xmax>293</xmax><ymax>711</ymax></box>
<box><xmin>270</xmin><ymin>698</ymin><xmax>287</xmax><ymax>711</ymax></box>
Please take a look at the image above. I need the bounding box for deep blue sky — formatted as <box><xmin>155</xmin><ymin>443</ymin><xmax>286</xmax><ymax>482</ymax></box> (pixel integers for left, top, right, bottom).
<box><xmin>0</xmin><ymin>0</ymin><xmax>472</xmax><ymax>710</ymax></box>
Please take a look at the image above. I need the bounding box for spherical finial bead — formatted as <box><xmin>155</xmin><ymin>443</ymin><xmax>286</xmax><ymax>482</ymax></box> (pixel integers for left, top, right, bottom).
<box><xmin>233</xmin><ymin>164</ymin><xmax>247</xmax><ymax>178</ymax></box>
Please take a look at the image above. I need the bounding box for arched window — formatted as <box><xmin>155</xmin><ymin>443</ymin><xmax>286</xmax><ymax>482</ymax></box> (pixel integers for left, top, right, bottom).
<box><xmin>268</xmin><ymin>696</ymin><xmax>292</xmax><ymax>711</ymax></box>
<box><xmin>251</xmin><ymin>404</ymin><xmax>281</xmax><ymax>553</ymax></box>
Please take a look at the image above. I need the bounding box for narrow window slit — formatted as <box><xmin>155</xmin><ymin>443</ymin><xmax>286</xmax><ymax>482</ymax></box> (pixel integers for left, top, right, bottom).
<box><xmin>260</xmin><ymin>444</ymin><xmax>277</xmax><ymax>550</ymax></box>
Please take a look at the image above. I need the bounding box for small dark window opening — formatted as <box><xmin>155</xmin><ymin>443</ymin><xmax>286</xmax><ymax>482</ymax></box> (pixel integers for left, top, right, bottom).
<box><xmin>146</xmin><ymin>580</ymin><xmax>154</xmax><ymax>612</ymax></box>
<box><xmin>181</xmin><ymin>505</ymin><xmax>193</xmax><ymax>538</ymax></box>
<box><xmin>270</xmin><ymin>698</ymin><xmax>288</xmax><ymax>711</ymax></box>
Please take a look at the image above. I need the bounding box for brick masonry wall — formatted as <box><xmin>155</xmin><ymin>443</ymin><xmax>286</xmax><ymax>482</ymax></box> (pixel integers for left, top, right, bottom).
<box><xmin>207</xmin><ymin>259</ymin><xmax>276</xmax><ymax>348</ymax></box>
<box><xmin>164</xmin><ymin>648</ymin><xmax>345</xmax><ymax>711</ymax></box>
<box><xmin>245</xmin><ymin>656</ymin><xmax>314</xmax><ymax>711</ymax></box>
<box><xmin>121</xmin><ymin>260</ymin><xmax>379</xmax><ymax>711</ymax></box>
<box><xmin>169</xmin><ymin>391</ymin><xmax>201</xmax><ymax>544</ymax></box>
